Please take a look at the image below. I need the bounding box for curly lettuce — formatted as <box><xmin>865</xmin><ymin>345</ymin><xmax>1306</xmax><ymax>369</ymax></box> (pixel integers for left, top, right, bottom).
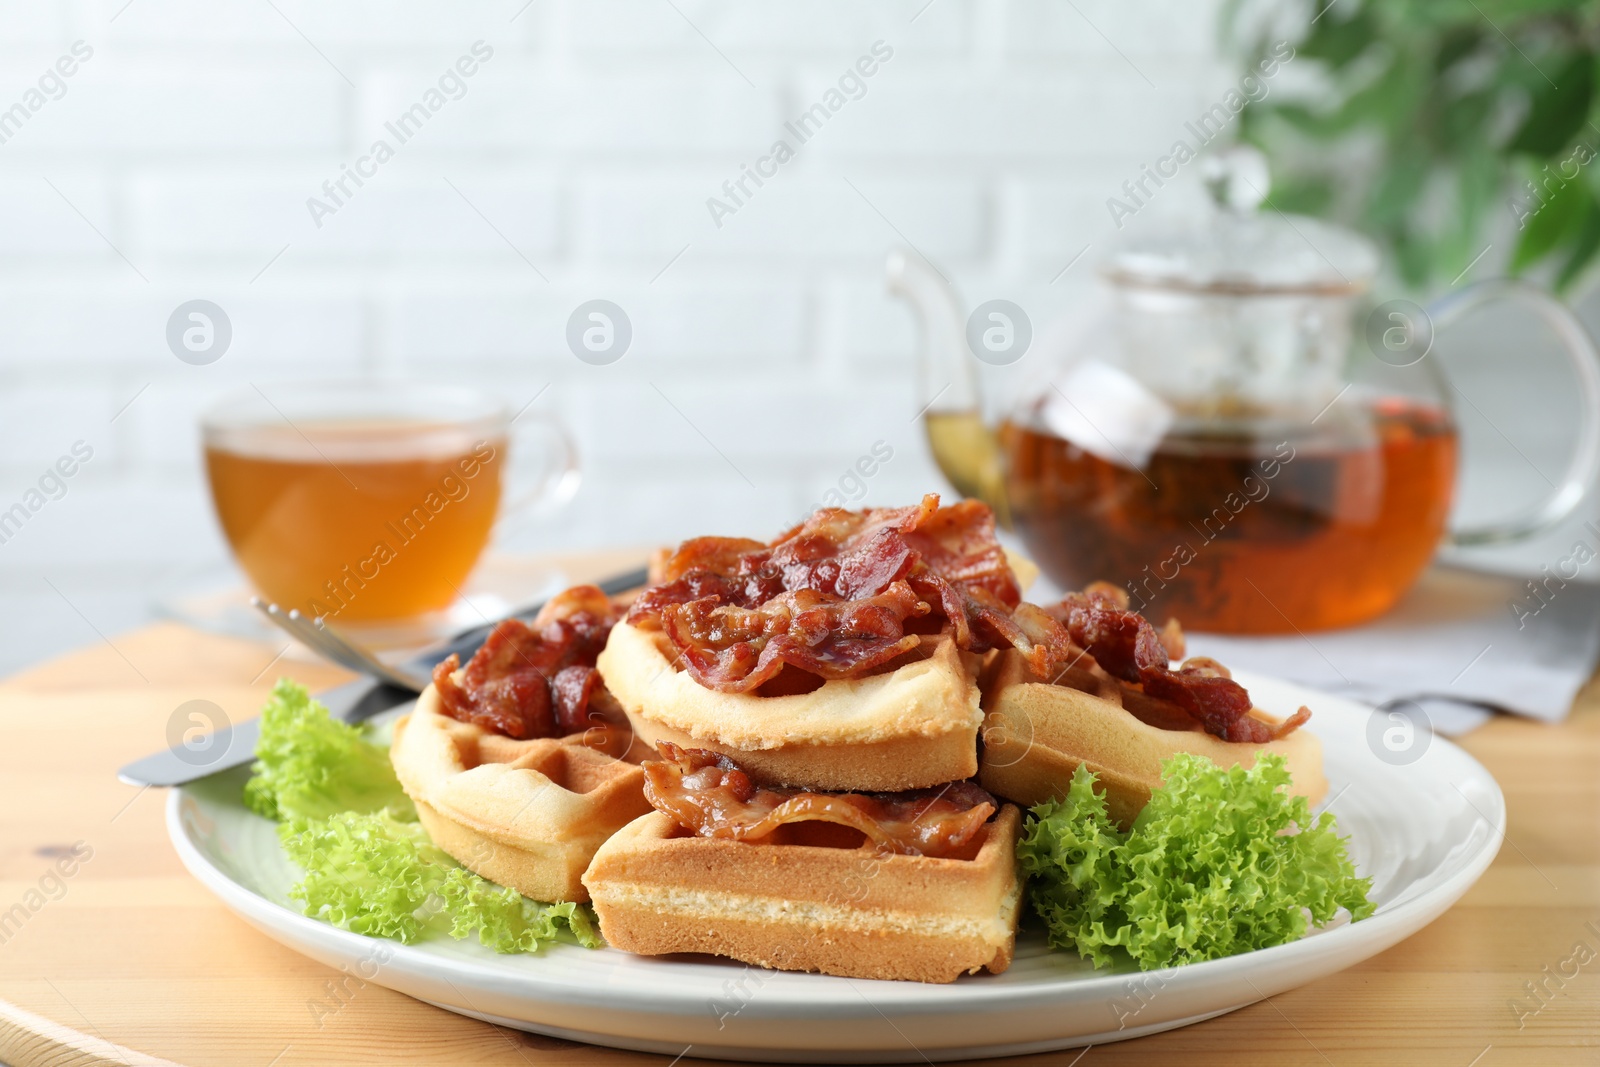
<box><xmin>244</xmin><ymin>679</ymin><xmax>406</xmax><ymax>821</ymax></box>
<box><xmin>281</xmin><ymin>809</ymin><xmax>599</xmax><ymax>951</ymax></box>
<box><xmin>246</xmin><ymin>679</ymin><xmax>598</xmax><ymax>953</ymax></box>
<box><xmin>1017</xmin><ymin>753</ymin><xmax>1374</xmax><ymax>970</ymax></box>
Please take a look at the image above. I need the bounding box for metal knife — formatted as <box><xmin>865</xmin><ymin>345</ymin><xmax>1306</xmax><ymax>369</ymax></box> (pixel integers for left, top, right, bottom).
<box><xmin>116</xmin><ymin>564</ymin><xmax>650</xmax><ymax>788</ymax></box>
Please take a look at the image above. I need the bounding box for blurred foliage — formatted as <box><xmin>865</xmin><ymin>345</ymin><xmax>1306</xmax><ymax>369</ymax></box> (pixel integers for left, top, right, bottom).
<box><xmin>1224</xmin><ymin>0</ymin><xmax>1600</xmax><ymax>293</ymax></box>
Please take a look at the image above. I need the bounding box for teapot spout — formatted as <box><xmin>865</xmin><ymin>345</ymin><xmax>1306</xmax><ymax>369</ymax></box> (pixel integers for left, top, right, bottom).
<box><xmin>885</xmin><ymin>250</ymin><xmax>1008</xmax><ymax>526</ymax></box>
<box><xmin>886</xmin><ymin>249</ymin><xmax>979</xmax><ymax>418</ymax></box>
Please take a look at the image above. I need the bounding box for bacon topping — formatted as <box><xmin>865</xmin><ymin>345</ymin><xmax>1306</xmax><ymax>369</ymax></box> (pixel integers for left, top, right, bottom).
<box><xmin>627</xmin><ymin>494</ymin><xmax>1022</xmax><ymax>693</ymax></box>
<box><xmin>432</xmin><ymin>584</ymin><xmax>621</xmax><ymax>740</ymax></box>
<box><xmin>642</xmin><ymin>743</ymin><xmax>997</xmax><ymax>859</ymax></box>
<box><xmin>623</xmin><ymin>492</ymin><xmax>1303</xmax><ymax>743</ymax></box>
<box><xmin>1035</xmin><ymin>585</ymin><xmax>1306</xmax><ymax>743</ymax></box>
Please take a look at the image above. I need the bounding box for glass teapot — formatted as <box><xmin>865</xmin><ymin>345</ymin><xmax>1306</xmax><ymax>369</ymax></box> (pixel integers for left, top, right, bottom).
<box><xmin>890</xmin><ymin>153</ymin><xmax>1600</xmax><ymax>634</ymax></box>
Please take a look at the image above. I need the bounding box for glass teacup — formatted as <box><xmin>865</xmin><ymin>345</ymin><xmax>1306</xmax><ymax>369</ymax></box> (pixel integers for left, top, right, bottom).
<box><xmin>201</xmin><ymin>381</ymin><xmax>577</xmax><ymax>624</ymax></box>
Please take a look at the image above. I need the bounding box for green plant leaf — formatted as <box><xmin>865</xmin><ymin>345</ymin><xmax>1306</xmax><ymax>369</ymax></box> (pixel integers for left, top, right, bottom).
<box><xmin>1434</xmin><ymin>25</ymin><xmax>1485</xmax><ymax>73</ymax></box>
<box><xmin>1397</xmin><ymin>0</ymin><xmax>1584</xmax><ymax>26</ymax></box>
<box><xmin>1268</xmin><ymin>102</ymin><xmax>1349</xmax><ymax>138</ymax></box>
<box><xmin>1475</xmin><ymin>0</ymin><xmax>1590</xmax><ymax>20</ymax></box>
<box><xmin>1437</xmin><ymin>89</ymin><xmax>1497</xmax><ymax>153</ymax></box>
<box><xmin>1556</xmin><ymin>191</ymin><xmax>1600</xmax><ymax>292</ymax></box>
<box><xmin>1511</xmin><ymin>165</ymin><xmax>1587</xmax><ymax>271</ymax></box>
<box><xmin>1507</xmin><ymin>51</ymin><xmax>1595</xmax><ymax>156</ymax></box>
<box><xmin>1439</xmin><ymin>151</ymin><xmax>1504</xmax><ymax>276</ymax></box>
<box><xmin>1271</xmin><ymin>172</ymin><xmax>1336</xmax><ymax>215</ymax></box>
<box><xmin>1298</xmin><ymin>8</ymin><xmax>1378</xmax><ymax>69</ymax></box>
<box><xmin>1366</xmin><ymin>147</ymin><xmax>1431</xmax><ymax>229</ymax></box>
<box><xmin>1348</xmin><ymin>54</ymin><xmax>1412</xmax><ymax>135</ymax></box>
<box><xmin>1394</xmin><ymin>228</ymin><xmax>1434</xmax><ymax>288</ymax></box>
<box><xmin>1220</xmin><ymin>0</ymin><xmax>1599</xmax><ymax>288</ymax></box>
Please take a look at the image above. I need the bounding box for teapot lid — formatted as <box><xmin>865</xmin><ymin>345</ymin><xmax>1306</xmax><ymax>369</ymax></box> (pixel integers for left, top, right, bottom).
<box><xmin>1102</xmin><ymin>146</ymin><xmax>1378</xmax><ymax>295</ymax></box>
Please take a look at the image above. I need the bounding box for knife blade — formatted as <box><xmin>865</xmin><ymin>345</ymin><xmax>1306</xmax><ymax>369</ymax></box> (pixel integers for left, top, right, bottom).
<box><xmin>116</xmin><ymin>564</ymin><xmax>650</xmax><ymax>788</ymax></box>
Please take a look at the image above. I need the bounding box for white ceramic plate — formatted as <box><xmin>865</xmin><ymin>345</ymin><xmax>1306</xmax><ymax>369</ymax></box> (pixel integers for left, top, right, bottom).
<box><xmin>169</xmin><ymin>672</ymin><xmax>1504</xmax><ymax>1063</ymax></box>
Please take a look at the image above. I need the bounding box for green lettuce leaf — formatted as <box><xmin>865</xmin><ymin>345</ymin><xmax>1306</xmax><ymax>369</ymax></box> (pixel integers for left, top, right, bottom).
<box><xmin>245</xmin><ymin>679</ymin><xmax>599</xmax><ymax>953</ymax></box>
<box><xmin>1017</xmin><ymin>753</ymin><xmax>1374</xmax><ymax>970</ymax></box>
<box><xmin>243</xmin><ymin>679</ymin><xmax>407</xmax><ymax>821</ymax></box>
<box><xmin>280</xmin><ymin>809</ymin><xmax>599</xmax><ymax>952</ymax></box>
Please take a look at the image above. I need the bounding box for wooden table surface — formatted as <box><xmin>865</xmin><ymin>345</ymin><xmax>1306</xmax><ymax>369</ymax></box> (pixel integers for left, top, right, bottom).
<box><xmin>1</xmin><ymin>549</ymin><xmax>1596</xmax><ymax>1067</ymax></box>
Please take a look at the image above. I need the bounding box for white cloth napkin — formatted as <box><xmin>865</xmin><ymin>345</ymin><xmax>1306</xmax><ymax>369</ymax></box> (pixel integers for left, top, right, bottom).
<box><xmin>1176</xmin><ymin>565</ymin><xmax>1600</xmax><ymax>736</ymax></box>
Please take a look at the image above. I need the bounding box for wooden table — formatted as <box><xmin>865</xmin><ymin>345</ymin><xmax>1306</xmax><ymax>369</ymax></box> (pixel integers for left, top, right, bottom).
<box><xmin>1</xmin><ymin>549</ymin><xmax>1596</xmax><ymax>1067</ymax></box>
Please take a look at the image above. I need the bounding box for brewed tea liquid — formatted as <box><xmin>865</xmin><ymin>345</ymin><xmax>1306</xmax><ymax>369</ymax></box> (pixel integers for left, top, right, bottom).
<box><xmin>924</xmin><ymin>410</ymin><xmax>1010</xmax><ymax>526</ymax></box>
<box><xmin>1001</xmin><ymin>397</ymin><xmax>1457</xmax><ymax>632</ymax></box>
<box><xmin>206</xmin><ymin>421</ymin><xmax>505</xmax><ymax>621</ymax></box>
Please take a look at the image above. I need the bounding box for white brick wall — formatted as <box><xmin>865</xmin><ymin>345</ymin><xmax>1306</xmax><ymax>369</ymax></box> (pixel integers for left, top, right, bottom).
<box><xmin>1</xmin><ymin>0</ymin><xmax>1582</xmax><ymax>675</ymax></box>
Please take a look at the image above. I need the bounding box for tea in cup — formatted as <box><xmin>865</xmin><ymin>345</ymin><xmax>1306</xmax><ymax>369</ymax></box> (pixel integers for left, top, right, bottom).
<box><xmin>202</xmin><ymin>382</ymin><xmax>575</xmax><ymax>622</ymax></box>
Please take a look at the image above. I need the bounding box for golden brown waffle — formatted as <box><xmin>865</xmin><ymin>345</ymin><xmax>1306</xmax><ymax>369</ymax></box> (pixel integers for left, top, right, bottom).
<box><xmin>978</xmin><ymin>648</ymin><xmax>1327</xmax><ymax>827</ymax></box>
<box><xmin>597</xmin><ymin>622</ymin><xmax>983</xmax><ymax>791</ymax></box>
<box><xmin>390</xmin><ymin>686</ymin><xmax>651</xmax><ymax>903</ymax></box>
<box><xmin>582</xmin><ymin>806</ymin><xmax>1023</xmax><ymax>983</ymax></box>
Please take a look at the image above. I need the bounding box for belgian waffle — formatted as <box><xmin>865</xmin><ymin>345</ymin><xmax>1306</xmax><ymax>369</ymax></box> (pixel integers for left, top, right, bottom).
<box><xmin>597</xmin><ymin>623</ymin><xmax>983</xmax><ymax>792</ymax></box>
<box><xmin>582</xmin><ymin>805</ymin><xmax>1023</xmax><ymax>983</ymax></box>
<box><xmin>389</xmin><ymin>686</ymin><xmax>651</xmax><ymax>903</ymax></box>
<box><xmin>978</xmin><ymin>648</ymin><xmax>1327</xmax><ymax>827</ymax></box>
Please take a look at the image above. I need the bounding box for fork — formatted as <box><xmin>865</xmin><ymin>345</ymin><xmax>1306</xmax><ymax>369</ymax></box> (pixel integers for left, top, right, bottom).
<box><xmin>249</xmin><ymin>564</ymin><xmax>653</xmax><ymax>692</ymax></box>
<box><xmin>251</xmin><ymin>599</ymin><xmax>435</xmax><ymax>692</ymax></box>
<box><xmin>118</xmin><ymin>565</ymin><xmax>651</xmax><ymax>788</ymax></box>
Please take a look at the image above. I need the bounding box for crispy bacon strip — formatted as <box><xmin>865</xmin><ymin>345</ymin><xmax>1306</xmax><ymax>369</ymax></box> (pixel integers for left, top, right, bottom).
<box><xmin>628</xmin><ymin>494</ymin><xmax>1021</xmax><ymax>693</ymax></box>
<box><xmin>1050</xmin><ymin>590</ymin><xmax>1170</xmax><ymax>683</ymax></box>
<box><xmin>1036</xmin><ymin>586</ymin><xmax>1307</xmax><ymax>743</ymax></box>
<box><xmin>432</xmin><ymin>584</ymin><xmax>621</xmax><ymax>739</ymax></box>
<box><xmin>642</xmin><ymin>743</ymin><xmax>997</xmax><ymax>858</ymax></box>
<box><xmin>657</xmin><ymin>585</ymin><xmax>927</xmax><ymax>694</ymax></box>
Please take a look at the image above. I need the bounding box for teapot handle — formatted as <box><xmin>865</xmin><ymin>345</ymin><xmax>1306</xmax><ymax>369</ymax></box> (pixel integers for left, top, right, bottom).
<box><xmin>1425</xmin><ymin>279</ymin><xmax>1600</xmax><ymax>547</ymax></box>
